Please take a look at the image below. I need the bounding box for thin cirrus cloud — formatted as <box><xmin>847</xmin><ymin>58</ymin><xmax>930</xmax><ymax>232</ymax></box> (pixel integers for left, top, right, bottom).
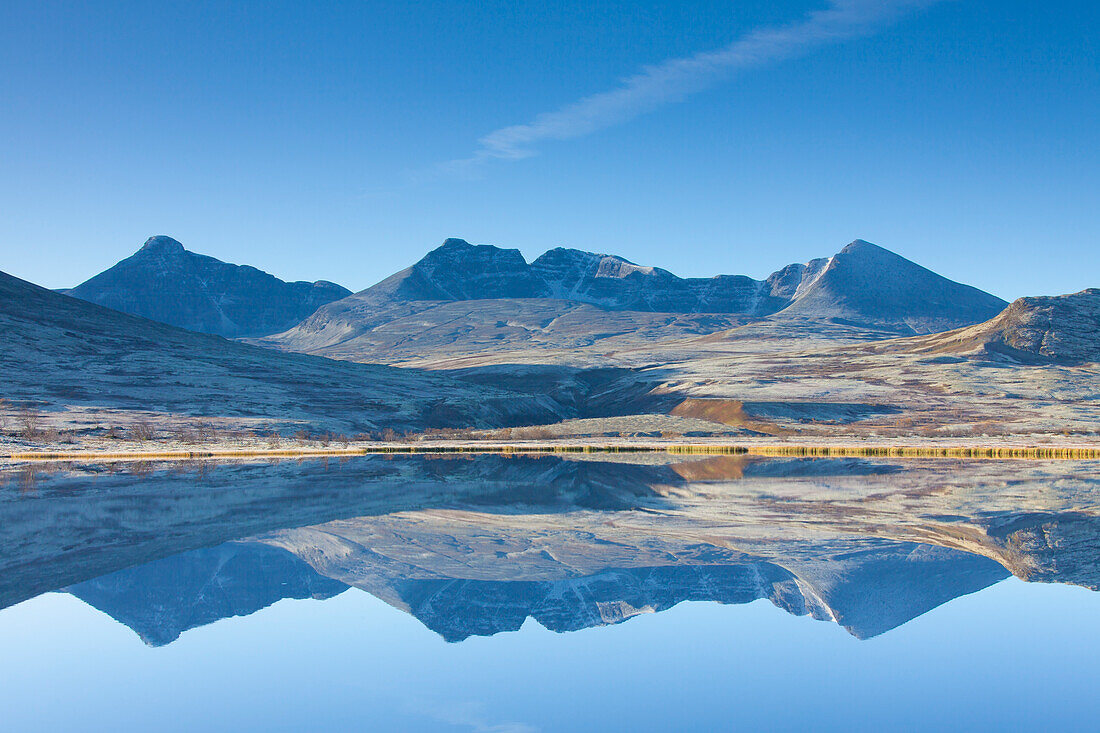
<box><xmin>442</xmin><ymin>0</ymin><xmax>942</xmax><ymax>174</ymax></box>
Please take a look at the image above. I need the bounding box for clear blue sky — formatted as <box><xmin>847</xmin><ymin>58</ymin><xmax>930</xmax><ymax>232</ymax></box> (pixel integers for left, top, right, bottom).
<box><xmin>1</xmin><ymin>0</ymin><xmax>1097</xmax><ymax>300</ymax></box>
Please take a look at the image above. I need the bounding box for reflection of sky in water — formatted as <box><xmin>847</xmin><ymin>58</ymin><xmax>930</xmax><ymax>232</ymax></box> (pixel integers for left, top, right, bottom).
<box><xmin>3</xmin><ymin>578</ymin><xmax>1099</xmax><ymax>732</ymax></box>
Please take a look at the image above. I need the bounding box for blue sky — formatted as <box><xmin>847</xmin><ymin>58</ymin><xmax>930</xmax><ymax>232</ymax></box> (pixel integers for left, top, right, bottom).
<box><xmin>1</xmin><ymin>0</ymin><xmax>1097</xmax><ymax>299</ymax></box>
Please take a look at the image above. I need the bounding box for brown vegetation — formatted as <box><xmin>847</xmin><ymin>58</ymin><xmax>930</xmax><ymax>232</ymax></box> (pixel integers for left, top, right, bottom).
<box><xmin>670</xmin><ymin>398</ymin><xmax>788</xmax><ymax>435</ymax></box>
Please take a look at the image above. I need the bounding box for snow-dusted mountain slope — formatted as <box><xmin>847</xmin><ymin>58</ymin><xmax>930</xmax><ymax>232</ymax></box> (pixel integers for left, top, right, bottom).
<box><xmin>261</xmin><ymin>238</ymin><xmax>1007</xmax><ymax>361</ymax></box>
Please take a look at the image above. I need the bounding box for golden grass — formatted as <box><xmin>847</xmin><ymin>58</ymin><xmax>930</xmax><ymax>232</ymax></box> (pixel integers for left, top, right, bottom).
<box><xmin>5</xmin><ymin>443</ymin><xmax>1100</xmax><ymax>464</ymax></box>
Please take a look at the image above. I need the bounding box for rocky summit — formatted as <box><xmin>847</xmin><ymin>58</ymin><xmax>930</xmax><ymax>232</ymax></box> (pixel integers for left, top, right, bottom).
<box><xmin>68</xmin><ymin>236</ymin><xmax>351</xmax><ymax>338</ymax></box>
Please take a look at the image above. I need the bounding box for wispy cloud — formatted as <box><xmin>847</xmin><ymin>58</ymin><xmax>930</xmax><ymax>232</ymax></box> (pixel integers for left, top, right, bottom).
<box><xmin>442</xmin><ymin>0</ymin><xmax>940</xmax><ymax>173</ymax></box>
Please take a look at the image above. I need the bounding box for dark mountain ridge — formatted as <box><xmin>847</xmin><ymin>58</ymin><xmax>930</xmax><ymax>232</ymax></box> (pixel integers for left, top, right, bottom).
<box><xmin>68</xmin><ymin>236</ymin><xmax>351</xmax><ymax>338</ymax></box>
<box><xmin>345</xmin><ymin>237</ymin><xmax>825</xmax><ymax>316</ymax></box>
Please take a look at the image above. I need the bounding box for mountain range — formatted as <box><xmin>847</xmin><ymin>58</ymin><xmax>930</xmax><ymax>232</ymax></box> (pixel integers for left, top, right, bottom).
<box><xmin>65</xmin><ymin>535</ymin><xmax>1007</xmax><ymax>644</ymax></box>
<box><xmin>3</xmin><ymin>233</ymin><xmax>1098</xmax><ymax>444</ymax></box>
<box><xmin>60</xmin><ymin>236</ymin><xmax>1010</xmax><ymax>358</ymax></box>
<box><xmin>319</xmin><ymin>237</ymin><xmax>1004</xmax><ymax>324</ymax></box>
<box><xmin>258</xmin><ymin>237</ymin><xmax>1009</xmax><ymax>363</ymax></box>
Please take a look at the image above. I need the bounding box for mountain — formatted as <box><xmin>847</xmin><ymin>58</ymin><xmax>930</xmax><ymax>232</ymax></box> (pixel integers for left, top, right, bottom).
<box><xmin>900</xmin><ymin>288</ymin><xmax>1100</xmax><ymax>364</ymax></box>
<box><xmin>347</xmin><ymin>238</ymin><xmax>786</xmax><ymax>314</ymax></box>
<box><xmin>773</xmin><ymin>240</ymin><xmax>1009</xmax><ymax>333</ymax></box>
<box><xmin>262</xmin><ymin>238</ymin><xmax>1008</xmax><ymax>362</ymax></box>
<box><xmin>358</xmin><ymin>238</ymin><xmax>549</xmax><ymax>304</ymax></box>
<box><xmin>68</xmin><ymin>236</ymin><xmax>351</xmax><ymax>338</ymax></box>
<box><xmin>528</xmin><ymin>246</ymin><xmax>782</xmax><ymax>313</ymax></box>
<box><xmin>0</xmin><ymin>269</ymin><xmax>565</xmax><ymax>435</ymax></box>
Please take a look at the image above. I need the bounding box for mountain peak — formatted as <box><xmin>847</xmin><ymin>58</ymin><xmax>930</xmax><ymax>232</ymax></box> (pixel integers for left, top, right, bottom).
<box><xmin>776</xmin><ymin>240</ymin><xmax>1008</xmax><ymax>333</ymax></box>
<box><xmin>69</xmin><ymin>237</ymin><xmax>350</xmax><ymax>337</ymax></box>
<box><xmin>839</xmin><ymin>239</ymin><xmax>892</xmax><ymax>257</ymax></box>
<box><xmin>138</xmin><ymin>235</ymin><xmax>186</xmax><ymax>255</ymax></box>
<box><xmin>399</xmin><ymin>238</ymin><xmax>546</xmax><ymax>301</ymax></box>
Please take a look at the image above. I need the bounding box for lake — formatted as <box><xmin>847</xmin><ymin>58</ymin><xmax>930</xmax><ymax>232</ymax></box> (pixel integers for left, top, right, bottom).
<box><xmin>2</xmin><ymin>453</ymin><xmax>1099</xmax><ymax>731</ymax></box>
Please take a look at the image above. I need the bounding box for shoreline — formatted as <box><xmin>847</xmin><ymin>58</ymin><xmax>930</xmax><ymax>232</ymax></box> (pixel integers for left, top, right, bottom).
<box><xmin>6</xmin><ymin>439</ymin><xmax>1100</xmax><ymax>463</ymax></box>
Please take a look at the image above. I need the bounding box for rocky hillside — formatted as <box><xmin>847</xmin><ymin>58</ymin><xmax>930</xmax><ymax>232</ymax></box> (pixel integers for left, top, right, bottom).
<box><xmin>68</xmin><ymin>236</ymin><xmax>350</xmax><ymax>337</ymax></box>
<box><xmin>0</xmin><ymin>270</ymin><xmax>565</xmax><ymax>434</ymax></box>
<box><xmin>896</xmin><ymin>289</ymin><xmax>1100</xmax><ymax>364</ymax></box>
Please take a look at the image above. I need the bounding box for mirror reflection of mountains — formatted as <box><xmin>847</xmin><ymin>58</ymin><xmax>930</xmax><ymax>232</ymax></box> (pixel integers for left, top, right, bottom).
<box><xmin>4</xmin><ymin>453</ymin><xmax>1099</xmax><ymax>644</ymax></box>
<box><xmin>67</xmin><ymin>534</ymin><xmax>1007</xmax><ymax>644</ymax></box>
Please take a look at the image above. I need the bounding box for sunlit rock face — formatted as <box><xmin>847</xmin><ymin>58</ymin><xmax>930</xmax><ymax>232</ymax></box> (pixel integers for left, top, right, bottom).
<box><xmin>975</xmin><ymin>289</ymin><xmax>1100</xmax><ymax>364</ymax></box>
<box><xmin>67</xmin><ymin>236</ymin><xmax>351</xmax><ymax>337</ymax></box>
<box><xmin>897</xmin><ymin>288</ymin><xmax>1100</xmax><ymax>365</ymax></box>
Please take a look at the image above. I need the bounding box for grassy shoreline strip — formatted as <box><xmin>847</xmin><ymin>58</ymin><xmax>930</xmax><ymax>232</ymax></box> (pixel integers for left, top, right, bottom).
<box><xmin>4</xmin><ymin>443</ymin><xmax>1100</xmax><ymax>463</ymax></box>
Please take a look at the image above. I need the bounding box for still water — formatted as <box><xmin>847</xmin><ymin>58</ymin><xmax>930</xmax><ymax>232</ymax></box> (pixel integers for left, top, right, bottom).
<box><xmin>2</xmin><ymin>453</ymin><xmax>1099</xmax><ymax>731</ymax></box>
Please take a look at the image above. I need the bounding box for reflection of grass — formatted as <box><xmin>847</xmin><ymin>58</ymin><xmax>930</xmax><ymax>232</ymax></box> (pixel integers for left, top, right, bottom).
<box><xmin>744</xmin><ymin>445</ymin><xmax>1100</xmax><ymax>459</ymax></box>
<box><xmin>7</xmin><ymin>443</ymin><xmax>1100</xmax><ymax>463</ymax></box>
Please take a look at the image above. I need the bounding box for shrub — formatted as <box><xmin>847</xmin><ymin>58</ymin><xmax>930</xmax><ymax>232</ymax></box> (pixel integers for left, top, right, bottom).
<box><xmin>173</xmin><ymin>425</ymin><xmax>199</xmax><ymax>444</ymax></box>
<box><xmin>130</xmin><ymin>421</ymin><xmax>156</xmax><ymax>442</ymax></box>
<box><xmin>18</xmin><ymin>407</ymin><xmax>40</xmax><ymax>440</ymax></box>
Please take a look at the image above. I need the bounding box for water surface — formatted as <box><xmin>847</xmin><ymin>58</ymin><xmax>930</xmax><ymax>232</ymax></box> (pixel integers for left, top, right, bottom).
<box><xmin>2</xmin><ymin>454</ymin><xmax>1098</xmax><ymax>731</ymax></box>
